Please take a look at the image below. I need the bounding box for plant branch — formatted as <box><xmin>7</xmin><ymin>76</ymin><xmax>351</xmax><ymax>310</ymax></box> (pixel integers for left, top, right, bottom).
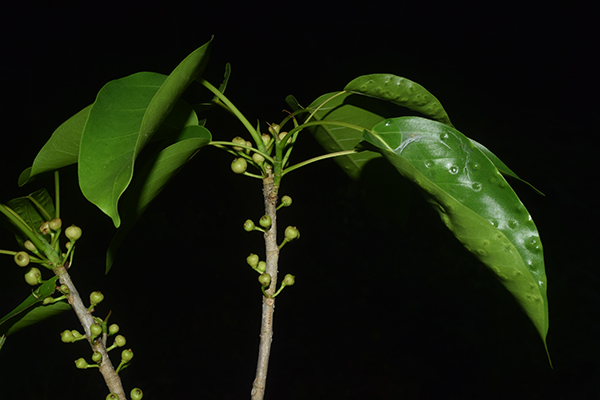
<box><xmin>251</xmin><ymin>169</ymin><xmax>279</xmax><ymax>400</ymax></box>
<box><xmin>282</xmin><ymin>150</ymin><xmax>358</xmax><ymax>176</ymax></box>
<box><xmin>54</xmin><ymin>266</ymin><xmax>127</xmax><ymax>399</ymax></box>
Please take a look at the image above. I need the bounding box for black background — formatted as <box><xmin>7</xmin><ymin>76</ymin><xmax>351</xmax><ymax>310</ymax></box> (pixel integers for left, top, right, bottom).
<box><xmin>1</xmin><ymin>2</ymin><xmax>598</xmax><ymax>399</ymax></box>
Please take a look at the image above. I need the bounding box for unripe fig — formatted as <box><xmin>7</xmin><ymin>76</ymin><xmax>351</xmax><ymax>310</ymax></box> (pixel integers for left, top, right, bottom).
<box><xmin>256</xmin><ymin>261</ymin><xmax>266</xmax><ymax>273</ymax></box>
<box><xmin>24</xmin><ymin>267</ymin><xmax>41</xmax><ymax>286</ymax></box>
<box><xmin>90</xmin><ymin>323</ymin><xmax>103</xmax><ymax>339</ymax></box>
<box><xmin>75</xmin><ymin>358</ymin><xmax>89</xmax><ymax>369</ymax></box>
<box><xmin>279</xmin><ymin>131</ymin><xmax>288</xmax><ymax>142</ymax></box>
<box><xmin>130</xmin><ymin>388</ymin><xmax>144</xmax><ymax>400</ymax></box>
<box><xmin>284</xmin><ymin>226</ymin><xmax>300</xmax><ymax>241</ymax></box>
<box><xmin>121</xmin><ymin>348</ymin><xmax>134</xmax><ymax>362</ymax></box>
<box><xmin>281</xmin><ymin>195</ymin><xmax>292</xmax><ymax>207</ymax></box>
<box><xmin>258</xmin><ymin>273</ymin><xmax>271</xmax><ymax>287</ymax></box>
<box><xmin>43</xmin><ymin>297</ymin><xmax>54</xmax><ymax>305</ymax></box>
<box><xmin>231</xmin><ymin>158</ymin><xmax>248</xmax><ymax>174</ymax></box>
<box><xmin>48</xmin><ymin>217</ymin><xmax>62</xmax><ymax>231</ymax></box>
<box><xmin>24</xmin><ymin>240</ymin><xmax>37</xmax><ymax>252</ymax></box>
<box><xmin>268</xmin><ymin>124</ymin><xmax>280</xmax><ymax>135</ymax></box>
<box><xmin>108</xmin><ymin>324</ymin><xmax>120</xmax><ymax>336</ymax></box>
<box><xmin>71</xmin><ymin>330</ymin><xmax>83</xmax><ymax>338</ymax></box>
<box><xmin>90</xmin><ymin>291</ymin><xmax>104</xmax><ymax>305</ymax></box>
<box><xmin>65</xmin><ymin>241</ymin><xmax>72</xmax><ymax>250</ymax></box>
<box><xmin>261</xmin><ymin>133</ymin><xmax>271</xmax><ymax>145</ymax></box>
<box><xmin>243</xmin><ymin>219</ymin><xmax>255</xmax><ymax>232</ymax></box>
<box><xmin>231</xmin><ymin>136</ymin><xmax>246</xmax><ymax>151</ymax></box>
<box><xmin>106</xmin><ymin>394</ymin><xmax>119</xmax><ymax>400</ymax></box>
<box><xmin>245</xmin><ymin>140</ymin><xmax>253</xmax><ymax>153</ymax></box>
<box><xmin>114</xmin><ymin>335</ymin><xmax>127</xmax><ymax>347</ymax></box>
<box><xmin>259</xmin><ymin>215</ymin><xmax>272</xmax><ymax>229</ymax></box>
<box><xmin>60</xmin><ymin>284</ymin><xmax>70</xmax><ymax>294</ymax></box>
<box><xmin>61</xmin><ymin>329</ymin><xmax>75</xmax><ymax>343</ymax></box>
<box><xmin>65</xmin><ymin>225</ymin><xmax>82</xmax><ymax>241</ymax></box>
<box><xmin>92</xmin><ymin>351</ymin><xmax>102</xmax><ymax>363</ymax></box>
<box><xmin>282</xmin><ymin>274</ymin><xmax>296</xmax><ymax>286</ymax></box>
<box><xmin>246</xmin><ymin>253</ymin><xmax>259</xmax><ymax>268</ymax></box>
<box><xmin>252</xmin><ymin>152</ymin><xmax>265</xmax><ymax>164</ymax></box>
<box><xmin>14</xmin><ymin>251</ymin><xmax>30</xmax><ymax>267</ymax></box>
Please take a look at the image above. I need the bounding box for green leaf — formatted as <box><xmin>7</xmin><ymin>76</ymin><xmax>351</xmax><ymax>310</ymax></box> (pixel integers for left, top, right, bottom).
<box><xmin>105</xmin><ymin>124</ymin><xmax>212</xmax><ymax>273</ymax></box>
<box><xmin>362</xmin><ymin>116</ymin><xmax>549</xmax><ymax>349</ymax></box>
<box><xmin>345</xmin><ymin>73</ymin><xmax>453</xmax><ymax>127</ymax></box>
<box><xmin>286</xmin><ymin>92</ymin><xmax>388</xmax><ymax>180</ymax></box>
<box><xmin>0</xmin><ymin>276</ymin><xmax>70</xmax><ymax>336</ymax></box>
<box><xmin>18</xmin><ymin>106</ymin><xmax>91</xmax><ymax>186</ymax></box>
<box><xmin>6</xmin><ymin>188</ymin><xmax>55</xmax><ymax>236</ymax></box>
<box><xmin>79</xmin><ymin>39</ymin><xmax>212</xmax><ymax>228</ymax></box>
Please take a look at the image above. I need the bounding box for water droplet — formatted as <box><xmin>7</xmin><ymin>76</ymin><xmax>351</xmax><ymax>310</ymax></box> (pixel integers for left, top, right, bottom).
<box><xmin>440</xmin><ymin>133</ymin><xmax>450</xmax><ymax>141</ymax></box>
<box><xmin>449</xmin><ymin>166</ymin><xmax>459</xmax><ymax>174</ymax></box>
<box><xmin>499</xmin><ymin>180</ymin><xmax>507</xmax><ymax>188</ymax></box>
<box><xmin>489</xmin><ymin>176</ymin><xmax>498</xmax><ymax>185</ymax></box>
<box><xmin>424</xmin><ymin>161</ymin><xmax>433</xmax><ymax>168</ymax></box>
<box><xmin>472</xmin><ymin>182</ymin><xmax>482</xmax><ymax>191</ymax></box>
<box><xmin>471</xmin><ymin>163</ymin><xmax>480</xmax><ymax>170</ymax></box>
<box><xmin>508</xmin><ymin>220</ymin><xmax>518</xmax><ymax>229</ymax></box>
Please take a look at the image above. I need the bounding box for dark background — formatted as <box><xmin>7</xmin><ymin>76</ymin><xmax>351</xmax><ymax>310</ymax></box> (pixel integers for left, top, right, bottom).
<box><xmin>1</xmin><ymin>2</ymin><xmax>598</xmax><ymax>399</ymax></box>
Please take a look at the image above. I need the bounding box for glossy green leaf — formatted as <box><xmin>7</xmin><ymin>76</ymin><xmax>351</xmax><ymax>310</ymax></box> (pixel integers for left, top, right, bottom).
<box><xmin>286</xmin><ymin>92</ymin><xmax>388</xmax><ymax>180</ymax></box>
<box><xmin>79</xmin><ymin>39</ymin><xmax>212</xmax><ymax>228</ymax></box>
<box><xmin>0</xmin><ymin>276</ymin><xmax>70</xmax><ymax>336</ymax></box>
<box><xmin>6</xmin><ymin>188</ymin><xmax>55</xmax><ymax>235</ymax></box>
<box><xmin>105</xmin><ymin>124</ymin><xmax>212</xmax><ymax>273</ymax></box>
<box><xmin>345</xmin><ymin>73</ymin><xmax>453</xmax><ymax>127</ymax></box>
<box><xmin>362</xmin><ymin>116</ymin><xmax>549</xmax><ymax>347</ymax></box>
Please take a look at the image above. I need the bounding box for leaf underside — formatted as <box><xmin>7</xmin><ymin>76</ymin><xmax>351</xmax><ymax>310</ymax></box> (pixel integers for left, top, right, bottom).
<box><xmin>362</xmin><ymin>116</ymin><xmax>549</xmax><ymax>346</ymax></box>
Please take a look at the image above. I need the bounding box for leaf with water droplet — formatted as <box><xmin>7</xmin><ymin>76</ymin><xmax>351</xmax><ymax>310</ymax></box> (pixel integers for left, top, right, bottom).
<box><xmin>361</xmin><ymin>116</ymin><xmax>550</xmax><ymax>360</ymax></box>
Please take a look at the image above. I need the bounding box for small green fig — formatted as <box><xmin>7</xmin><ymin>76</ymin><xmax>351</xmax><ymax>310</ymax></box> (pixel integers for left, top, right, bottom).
<box><xmin>282</xmin><ymin>274</ymin><xmax>296</xmax><ymax>287</ymax></box>
<box><xmin>281</xmin><ymin>195</ymin><xmax>292</xmax><ymax>207</ymax></box>
<box><xmin>14</xmin><ymin>251</ymin><xmax>30</xmax><ymax>267</ymax></box>
<box><xmin>231</xmin><ymin>158</ymin><xmax>248</xmax><ymax>174</ymax></box>
<box><xmin>90</xmin><ymin>323</ymin><xmax>103</xmax><ymax>339</ymax></box>
<box><xmin>284</xmin><ymin>226</ymin><xmax>300</xmax><ymax>241</ymax></box>
<box><xmin>90</xmin><ymin>291</ymin><xmax>104</xmax><ymax>305</ymax></box>
<box><xmin>121</xmin><ymin>348</ymin><xmax>134</xmax><ymax>362</ymax></box>
<box><xmin>246</xmin><ymin>253</ymin><xmax>259</xmax><ymax>268</ymax></box>
<box><xmin>130</xmin><ymin>388</ymin><xmax>144</xmax><ymax>400</ymax></box>
<box><xmin>108</xmin><ymin>324</ymin><xmax>120</xmax><ymax>336</ymax></box>
<box><xmin>106</xmin><ymin>394</ymin><xmax>119</xmax><ymax>400</ymax></box>
<box><xmin>65</xmin><ymin>225</ymin><xmax>82</xmax><ymax>241</ymax></box>
<box><xmin>268</xmin><ymin>124</ymin><xmax>280</xmax><ymax>135</ymax></box>
<box><xmin>243</xmin><ymin>219</ymin><xmax>255</xmax><ymax>232</ymax></box>
<box><xmin>75</xmin><ymin>358</ymin><xmax>89</xmax><ymax>369</ymax></box>
<box><xmin>261</xmin><ymin>133</ymin><xmax>271</xmax><ymax>145</ymax></box>
<box><xmin>92</xmin><ymin>351</ymin><xmax>102</xmax><ymax>363</ymax></box>
<box><xmin>61</xmin><ymin>330</ymin><xmax>75</xmax><ymax>343</ymax></box>
<box><xmin>258</xmin><ymin>273</ymin><xmax>271</xmax><ymax>287</ymax></box>
<box><xmin>231</xmin><ymin>136</ymin><xmax>246</xmax><ymax>151</ymax></box>
<box><xmin>43</xmin><ymin>297</ymin><xmax>54</xmax><ymax>305</ymax></box>
<box><xmin>256</xmin><ymin>261</ymin><xmax>266</xmax><ymax>273</ymax></box>
<box><xmin>114</xmin><ymin>335</ymin><xmax>127</xmax><ymax>348</ymax></box>
<box><xmin>48</xmin><ymin>217</ymin><xmax>62</xmax><ymax>231</ymax></box>
<box><xmin>71</xmin><ymin>330</ymin><xmax>83</xmax><ymax>338</ymax></box>
<box><xmin>24</xmin><ymin>267</ymin><xmax>41</xmax><ymax>286</ymax></box>
<box><xmin>259</xmin><ymin>215</ymin><xmax>272</xmax><ymax>229</ymax></box>
<box><xmin>60</xmin><ymin>284</ymin><xmax>70</xmax><ymax>294</ymax></box>
<box><xmin>39</xmin><ymin>221</ymin><xmax>50</xmax><ymax>235</ymax></box>
<box><xmin>252</xmin><ymin>152</ymin><xmax>265</xmax><ymax>164</ymax></box>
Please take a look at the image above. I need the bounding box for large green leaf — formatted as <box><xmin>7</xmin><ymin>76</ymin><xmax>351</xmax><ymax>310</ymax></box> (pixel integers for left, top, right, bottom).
<box><xmin>79</xmin><ymin>39</ymin><xmax>212</xmax><ymax>228</ymax></box>
<box><xmin>0</xmin><ymin>276</ymin><xmax>70</xmax><ymax>336</ymax></box>
<box><xmin>345</xmin><ymin>73</ymin><xmax>453</xmax><ymax>127</ymax></box>
<box><xmin>362</xmin><ymin>116</ymin><xmax>549</xmax><ymax>348</ymax></box>
<box><xmin>6</xmin><ymin>188</ymin><xmax>55</xmax><ymax>237</ymax></box>
<box><xmin>105</xmin><ymin>124</ymin><xmax>212</xmax><ymax>273</ymax></box>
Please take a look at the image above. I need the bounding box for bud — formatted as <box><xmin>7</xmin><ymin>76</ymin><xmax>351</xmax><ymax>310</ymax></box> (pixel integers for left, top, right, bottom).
<box><xmin>65</xmin><ymin>225</ymin><xmax>82</xmax><ymax>241</ymax></box>
<box><xmin>39</xmin><ymin>221</ymin><xmax>50</xmax><ymax>235</ymax></box>
<box><xmin>268</xmin><ymin>124</ymin><xmax>280</xmax><ymax>135</ymax></box>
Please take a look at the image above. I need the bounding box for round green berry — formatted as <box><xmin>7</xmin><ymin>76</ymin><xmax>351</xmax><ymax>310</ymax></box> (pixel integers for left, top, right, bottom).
<box><xmin>284</xmin><ymin>226</ymin><xmax>300</xmax><ymax>241</ymax></box>
<box><xmin>75</xmin><ymin>358</ymin><xmax>88</xmax><ymax>369</ymax></box>
<box><xmin>282</xmin><ymin>274</ymin><xmax>296</xmax><ymax>286</ymax></box>
<box><xmin>92</xmin><ymin>351</ymin><xmax>102</xmax><ymax>363</ymax></box>
<box><xmin>39</xmin><ymin>221</ymin><xmax>50</xmax><ymax>235</ymax></box>
<box><xmin>24</xmin><ymin>267</ymin><xmax>41</xmax><ymax>286</ymax></box>
<box><xmin>48</xmin><ymin>217</ymin><xmax>62</xmax><ymax>231</ymax></box>
<box><xmin>65</xmin><ymin>225</ymin><xmax>82</xmax><ymax>241</ymax></box>
<box><xmin>24</xmin><ymin>240</ymin><xmax>37</xmax><ymax>253</ymax></box>
<box><xmin>130</xmin><ymin>388</ymin><xmax>144</xmax><ymax>400</ymax></box>
<box><xmin>231</xmin><ymin>158</ymin><xmax>248</xmax><ymax>174</ymax></box>
<box><xmin>90</xmin><ymin>323</ymin><xmax>103</xmax><ymax>338</ymax></box>
<box><xmin>259</xmin><ymin>215</ymin><xmax>272</xmax><ymax>229</ymax></box>
<box><xmin>14</xmin><ymin>251</ymin><xmax>30</xmax><ymax>267</ymax></box>
<box><xmin>258</xmin><ymin>273</ymin><xmax>271</xmax><ymax>287</ymax></box>
<box><xmin>43</xmin><ymin>297</ymin><xmax>54</xmax><ymax>305</ymax></box>
<box><xmin>61</xmin><ymin>330</ymin><xmax>75</xmax><ymax>343</ymax></box>
<box><xmin>268</xmin><ymin>124</ymin><xmax>280</xmax><ymax>135</ymax></box>
<box><xmin>114</xmin><ymin>335</ymin><xmax>126</xmax><ymax>347</ymax></box>
<box><xmin>106</xmin><ymin>394</ymin><xmax>119</xmax><ymax>400</ymax></box>
<box><xmin>243</xmin><ymin>219</ymin><xmax>255</xmax><ymax>232</ymax></box>
<box><xmin>231</xmin><ymin>136</ymin><xmax>246</xmax><ymax>151</ymax></box>
<box><xmin>246</xmin><ymin>253</ymin><xmax>259</xmax><ymax>268</ymax></box>
<box><xmin>281</xmin><ymin>195</ymin><xmax>292</xmax><ymax>207</ymax></box>
<box><xmin>60</xmin><ymin>284</ymin><xmax>70</xmax><ymax>294</ymax></box>
<box><xmin>90</xmin><ymin>291</ymin><xmax>104</xmax><ymax>305</ymax></box>
<box><xmin>108</xmin><ymin>324</ymin><xmax>120</xmax><ymax>336</ymax></box>
<box><xmin>256</xmin><ymin>261</ymin><xmax>266</xmax><ymax>273</ymax></box>
<box><xmin>121</xmin><ymin>349</ymin><xmax>134</xmax><ymax>362</ymax></box>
